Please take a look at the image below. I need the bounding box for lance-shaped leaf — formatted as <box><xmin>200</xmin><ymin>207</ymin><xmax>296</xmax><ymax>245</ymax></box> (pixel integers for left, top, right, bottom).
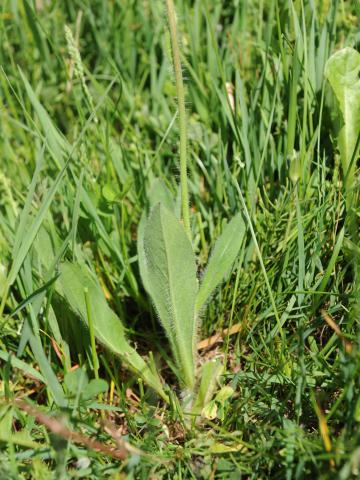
<box><xmin>196</xmin><ymin>213</ymin><xmax>246</xmax><ymax>313</ymax></box>
<box><xmin>325</xmin><ymin>48</ymin><xmax>360</xmax><ymax>191</ymax></box>
<box><xmin>143</xmin><ymin>204</ymin><xmax>198</xmax><ymax>389</ymax></box>
<box><xmin>57</xmin><ymin>262</ymin><xmax>168</xmax><ymax>402</ymax></box>
<box><xmin>138</xmin><ymin>179</ymin><xmax>175</xmax><ymax>295</ymax></box>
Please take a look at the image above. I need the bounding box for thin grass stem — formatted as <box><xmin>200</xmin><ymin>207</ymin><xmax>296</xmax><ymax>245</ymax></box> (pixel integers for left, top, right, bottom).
<box><xmin>165</xmin><ymin>0</ymin><xmax>191</xmax><ymax>238</ymax></box>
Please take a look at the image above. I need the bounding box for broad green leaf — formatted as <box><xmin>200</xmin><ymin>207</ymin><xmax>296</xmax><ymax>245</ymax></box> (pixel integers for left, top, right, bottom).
<box><xmin>64</xmin><ymin>368</ymin><xmax>108</xmax><ymax>400</ymax></box>
<box><xmin>325</xmin><ymin>48</ymin><xmax>360</xmax><ymax>190</ymax></box>
<box><xmin>64</xmin><ymin>368</ymin><xmax>89</xmax><ymax>395</ymax></box>
<box><xmin>143</xmin><ymin>204</ymin><xmax>198</xmax><ymax>389</ymax></box>
<box><xmin>148</xmin><ymin>179</ymin><xmax>175</xmax><ymax>213</ymax></box>
<box><xmin>57</xmin><ymin>262</ymin><xmax>167</xmax><ymax>401</ymax></box>
<box><xmin>83</xmin><ymin>379</ymin><xmax>109</xmax><ymax>400</ymax></box>
<box><xmin>138</xmin><ymin>179</ymin><xmax>175</xmax><ymax>295</ymax></box>
<box><xmin>196</xmin><ymin>213</ymin><xmax>246</xmax><ymax>313</ymax></box>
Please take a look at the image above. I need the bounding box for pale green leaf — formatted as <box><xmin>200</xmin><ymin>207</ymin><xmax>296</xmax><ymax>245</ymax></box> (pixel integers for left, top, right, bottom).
<box><xmin>214</xmin><ymin>385</ymin><xmax>235</xmax><ymax>404</ymax></box>
<box><xmin>196</xmin><ymin>213</ymin><xmax>246</xmax><ymax>313</ymax></box>
<box><xmin>148</xmin><ymin>179</ymin><xmax>175</xmax><ymax>213</ymax></box>
<box><xmin>209</xmin><ymin>442</ymin><xmax>247</xmax><ymax>454</ymax></box>
<box><xmin>58</xmin><ymin>262</ymin><xmax>167</xmax><ymax>401</ymax></box>
<box><xmin>143</xmin><ymin>204</ymin><xmax>198</xmax><ymax>389</ymax></box>
<box><xmin>202</xmin><ymin>400</ymin><xmax>218</xmax><ymax>420</ymax></box>
<box><xmin>325</xmin><ymin>48</ymin><xmax>360</xmax><ymax>187</ymax></box>
<box><xmin>137</xmin><ymin>213</ymin><xmax>150</xmax><ymax>294</ymax></box>
<box><xmin>138</xmin><ymin>179</ymin><xmax>175</xmax><ymax>295</ymax></box>
<box><xmin>192</xmin><ymin>359</ymin><xmax>223</xmax><ymax>417</ymax></box>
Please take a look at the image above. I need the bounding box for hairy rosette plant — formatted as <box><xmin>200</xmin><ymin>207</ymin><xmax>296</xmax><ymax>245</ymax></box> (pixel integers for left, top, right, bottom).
<box><xmin>137</xmin><ymin>0</ymin><xmax>246</xmax><ymax>413</ymax></box>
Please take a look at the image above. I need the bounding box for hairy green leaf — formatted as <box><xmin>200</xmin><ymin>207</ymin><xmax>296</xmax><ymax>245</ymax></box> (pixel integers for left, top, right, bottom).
<box><xmin>148</xmin><ymin>178</ymin><xmax>175</xmax><ymax>213</ymax></box>
<box><xmin>196</xmin><ymin>213</ymin><xmax>246</xmax><ymax>313</ymax></box>
<box><xmin>137</xmin><ymin>214</ymin><xmax>151</xmax><ymax>294</ymax></box>
<box><xmin>143</xmin><ymin>204</ymin><xmax>198</xmax><ymax>389</ymax></box>
<box><xmin>138</xmin><ymin>179</ymin><xmax>175</xmax><ymax>295</ymax></box>
<box><xmin>325</xmin><ymin>48</ymin><xmax>360</xmax><ymax>190</ymax></box>
<box><xmin>58</xmin><ymin>262</ymin><xmax>167</xmax><ymax>401</ymax></box>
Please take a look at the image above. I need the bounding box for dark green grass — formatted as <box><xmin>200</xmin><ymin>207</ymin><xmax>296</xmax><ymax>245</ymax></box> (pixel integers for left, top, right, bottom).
<box><xmin>0</xmin><ymin>0</ymin><xmax>359</xmax><ymax>478</ymax></box>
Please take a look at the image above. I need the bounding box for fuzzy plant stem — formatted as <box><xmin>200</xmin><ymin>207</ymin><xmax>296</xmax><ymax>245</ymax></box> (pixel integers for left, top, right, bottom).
<box><xmin>165</xmin><ymin>0</ymin><xmax>191</xmax><ymax>239</ymax></box>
